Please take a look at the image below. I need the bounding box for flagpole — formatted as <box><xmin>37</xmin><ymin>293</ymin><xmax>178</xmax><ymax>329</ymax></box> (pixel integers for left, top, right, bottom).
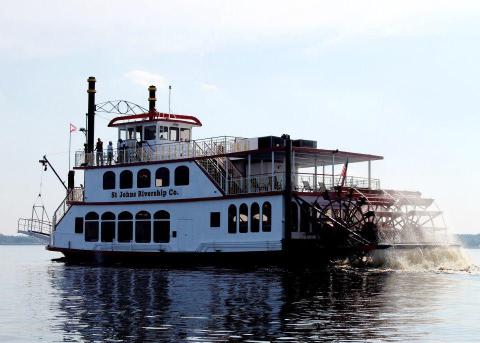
<box><xmin>69</xmin><ymin>128</ymin><xmax>72</xmax><ymax>171</ymax></box>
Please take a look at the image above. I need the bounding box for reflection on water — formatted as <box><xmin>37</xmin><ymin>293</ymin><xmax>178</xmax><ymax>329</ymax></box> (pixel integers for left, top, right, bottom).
<box><xmin>1</xmin><ymin>246</ymin><xmax>480</xmax><ymax>342</ymax></box>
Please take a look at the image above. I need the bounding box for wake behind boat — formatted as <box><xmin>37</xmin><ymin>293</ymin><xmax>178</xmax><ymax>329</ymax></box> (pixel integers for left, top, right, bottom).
<box><xmin>18</xmin><ymin>77</ymin><xmax>456</xmax><ymax>264</ymax></box>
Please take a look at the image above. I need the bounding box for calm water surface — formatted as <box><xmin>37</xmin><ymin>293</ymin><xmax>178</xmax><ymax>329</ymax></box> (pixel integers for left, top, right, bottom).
<box><xmin>0</xmin><ymin>246</ymin><xmax>479</xmax><ymax>342</ymax></box>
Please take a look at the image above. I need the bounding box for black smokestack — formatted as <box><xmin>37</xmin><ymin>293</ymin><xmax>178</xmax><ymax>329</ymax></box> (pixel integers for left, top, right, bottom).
<box><xmin>86</xmin><ymin>76</ymin><xmax>96</xmax><ymax>154</ymax></box>
<box><xmin>148</xmin><ymin>85</ymin><xmax>157</xmax><ymax>112</ymax></box>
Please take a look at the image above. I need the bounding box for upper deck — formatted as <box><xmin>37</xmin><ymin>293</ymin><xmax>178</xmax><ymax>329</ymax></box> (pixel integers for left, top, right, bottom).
<box><xmin>73</xmin><ymin>81</ymin><xmax>384</xmax><ymax>198</ymax></box>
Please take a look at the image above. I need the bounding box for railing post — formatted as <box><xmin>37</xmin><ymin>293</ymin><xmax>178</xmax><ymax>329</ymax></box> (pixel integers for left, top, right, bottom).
<box><xmin>368</xmin><ymin>160</ymin><xmax>372</xmax><ymax>189</ymax></box>
<box><xmin>247</xmin><ymin>154</ymin><xmax>251</xmax><ymax>193</ymax></box>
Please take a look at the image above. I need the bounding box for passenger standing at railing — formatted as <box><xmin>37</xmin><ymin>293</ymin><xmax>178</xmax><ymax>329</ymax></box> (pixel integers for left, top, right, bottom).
<box><xmin>95</xmin><ymin>138</ymin><xmax>104</xmax><ymax>166</ymax></box>
<box><xmin>117</xmin><ymin>139</ymin><xmax>124</xmax><ymax>163</ymax></box>
<box><xmin>107</xmin><ymin>141</ymin><xmax>113</xmax><ymax>165</ymax></box>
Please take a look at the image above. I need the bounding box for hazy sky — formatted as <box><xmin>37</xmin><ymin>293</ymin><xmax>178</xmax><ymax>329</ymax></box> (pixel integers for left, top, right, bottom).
<box><xmin>1</xmin><ymin>1</ymin><xmax>479</xmax><ymax>234</ymax></box>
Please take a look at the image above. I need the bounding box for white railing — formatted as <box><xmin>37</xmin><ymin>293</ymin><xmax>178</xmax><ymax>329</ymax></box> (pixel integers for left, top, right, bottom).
<box><xmin>52</xmin><ymin>187</ymin><xmax>84</xmax><ymax>228</ymax></box>
<box><xmin>17</xmin><ymin>218</ymin><xmax>52</xmax><ymax>236</ymax></box>
<box><xmin>228</xmin><ymin>173</ymin><xmax>285</xmax><ymax>195</ymax></box>
<box><xmin>293</xmin><ymin>173</ymin><xmax>380</xmax><ymax>191</ymax></box>
<box><xmin>75</xmin><ymin>136</ymin><xmax>251</xmax><ymax>167</ymax></box>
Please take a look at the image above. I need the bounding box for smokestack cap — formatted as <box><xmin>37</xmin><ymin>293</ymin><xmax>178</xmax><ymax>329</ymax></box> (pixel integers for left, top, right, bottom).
<box><xmin>87</xmin><ymin>77</ymin><xmax>96</xmax><ymax>93</ymax></box>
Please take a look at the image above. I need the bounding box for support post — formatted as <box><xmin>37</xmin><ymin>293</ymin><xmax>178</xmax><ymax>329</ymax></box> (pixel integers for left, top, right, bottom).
<box><xmin>247</xmin><ymin>154</ymin><xmax>251</xmax><ymax>193</ymax></box>
<box><xmin>271</xmin><ymin>151</ymin><xmax>275</xmax><ymax>191</ymax></box>
<box><xmin>283</xmin><ymin>135</ymin><xmax>293</xmax><ymax>245</ymax></box>
<box><xmin>225</xmin><ymin>156</ymin><xmax>229</xmax><ymax>194</ymax></box>
<box><xmin>313</xmin><ymin>157</ymin><xmax>317</xmax><ymax>191</ymax></box>
<box><xmin>368</xmin><ymin>160</ymin><xmax>372</xmax><ymax>189</ymax></box>
<box><xmin>331</xmin><ymin>153</ymin><xmax>335</xmax><ymax>189</ymax></box>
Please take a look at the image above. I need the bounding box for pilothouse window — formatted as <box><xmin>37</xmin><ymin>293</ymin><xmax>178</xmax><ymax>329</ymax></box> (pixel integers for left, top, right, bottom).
<box><xmin>144</xmin><ymin>125</ymin><xmax>156</xmax><ymax>140</ymax></box>
<box><xmin>169</xmin><ymin>127</ymin><xmax>179</xmax><ymax>141</ymax></box>
<box><xmin>180</xmin><ymin>128</ymin><xmax>190</xmax><ymax>142</ymax></box>
<box><xmin>159</xmin><ymin>126</ymin><xmax>168</xmax><ymax>140</ymax></box>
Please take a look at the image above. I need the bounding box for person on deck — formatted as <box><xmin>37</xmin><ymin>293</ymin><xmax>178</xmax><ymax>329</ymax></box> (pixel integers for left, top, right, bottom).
<box><xmin>107</xmin><ymin>141</ymin><xmax>113</xmax><ymax>165</ymax></box>
<box><xmin>95</xmin><ymin>138</ymin><xmax>104</xmax><ymax>166</ymax></box>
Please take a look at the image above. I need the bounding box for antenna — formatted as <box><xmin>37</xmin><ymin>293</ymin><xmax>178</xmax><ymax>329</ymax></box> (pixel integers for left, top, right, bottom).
<box><xmin>168</xmin><ymin>85</ymin><xmax>172</xmax><ymax>117</ymax></box>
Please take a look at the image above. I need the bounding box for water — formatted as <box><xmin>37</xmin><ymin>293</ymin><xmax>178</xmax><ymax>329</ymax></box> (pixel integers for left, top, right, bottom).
<box><xmin>0</xmin><ymin>246</ymin><xmax>479</xmax><ymax>342</ymax></box>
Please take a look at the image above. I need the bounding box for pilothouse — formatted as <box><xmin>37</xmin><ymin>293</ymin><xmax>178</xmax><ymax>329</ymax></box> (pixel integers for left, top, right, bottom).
<box><xmin>18</xmin><ymin>77</ymin><xmax>453</xmax><ymax>263</ymax></box>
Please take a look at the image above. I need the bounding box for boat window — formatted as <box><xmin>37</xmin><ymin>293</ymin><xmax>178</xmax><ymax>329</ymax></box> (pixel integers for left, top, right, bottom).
<box><xmin>153</xmin><ymin>210</ymin><xmax>170</xmax><ymax>243</ymax></box>
<box><xmin>120</xmin><ymin>170</ymin><xmax>133</xmax><ymax>189</ymax></box>
<box><xmin>159</xmin><ymin>126</ymin><xmax>169</xmax><ymax>140</ymax></box>
<box><xmin>85</xmin><ymin>212</ymin><xmax>99</xmax><ymax>220</ymax></box>
<box><xmin>144</xmin><ymin>125</ymin><xmax>156</xmax><ymax>140</ymax></box>
<box><xmin>135</xmin><ymin>126</ymin><xmax>142</xmax><ymax>140</ymax></box>
<box><xmin>169</xmin><ymin>127</ymin><xmax>179</xmax><ymax>141</ymax></box>
<box><xmin>135</xmin><ymin>211</ymin><xmax>151</xmax><ymax>243</ymax></box>
<box><xmin>210</xmin><ymin>212</ymin><xmax>220</xmax><ymax>228</ymax></box>
<box><xmin>239</xmin><ymin>203</ymin><xmax>248</xmax><ymax>233</ymax></box>
<box><xmin>85</xmin><ymin>211</ymin><xmax>99</xmax><ymax>242</ymax></box>
<box><xmin>262</xmin><ymin>202</ymin><xmax>272</xmax><ymax>232</ymax></box>
<box><xmin>250</xmin><ymin>202</ymin><xmax>260</xmax><ymax>233</ymax></box>
<box><xmin>175</xmin><ymin>166</ymin><xmax>189</xmax><ymax>186</ymax></box>
<box><xmin>228</xmin><ymin>205</ymin><xmax>237</xmax><ymax>234</ymax></box>
<box><xmin>180</xmin><ymin>128</ymin><xmax>190</xmax><ymax>142</ymax></box>
<box><xmin>290</xmin><ymin>202</ymin><xmax>299</xmax><ymax>232</ymax></box>
<box><xmin>101</xmin><ymin>212</ymin><xmax>115</xmax><ymax>242</ymax></box>
<box><xmin>103</xmin><ymin>171</ymin><xmax>115</xmax><ymax>190</ymax></box>
<box><xmin>300</xmin><ymin>203</ymin><xmax>310</xmax><ymax>233</ymax></box>
<box><xmin>155</xmin><ymin>167</ymin><xmax>170</xmax><ymax>187</ymax></box>
<box><xmin>119</xmin><ymin>128</ymin><xmax>127</xmax><ymax>141</ymax></box>
<box><xmin>137</xmin><ymin>169</ymin><xmax>151</xmax><ymax>188</ymax></box>
<box><xmin>74</xmin><ymin>217</ymin><xmax>83</xmax><ymax>234</ymax></box>
<box><xmin>118</xmin><ymin>211</ymin><xmax>133</xmax><ymax>242</ymax></box>
<box><xmin>127</xmin><ymin>127</ymin><xmax>136</xmax><ymax>140</ymax></box>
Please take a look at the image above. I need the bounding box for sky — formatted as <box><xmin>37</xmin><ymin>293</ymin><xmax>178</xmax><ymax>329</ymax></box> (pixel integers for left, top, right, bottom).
<box><xmin>1</xmin><ymin>0</ymin><xmax>479</xmax><ymax>234</ymax></box>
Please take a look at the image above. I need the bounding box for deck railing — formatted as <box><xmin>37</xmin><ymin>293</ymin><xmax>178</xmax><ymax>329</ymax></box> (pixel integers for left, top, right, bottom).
<box><xmin>17</xmin><ymin>218</ymin><xmax>52</xmax><ymax>236</ymax></box>
<box><xmin>75</xmin><ymin>136</ymin><xmax>251</xmax><ymax>167</ymax></box>
<box><xmin>293</xmin><ymin>173</ymin><xmax>380</xmax><ymax>191</ymax></box>
<box><xmin>52</xmin><ymin>187</ymin><xmax>84</xmax><ymax>228</ymax></box>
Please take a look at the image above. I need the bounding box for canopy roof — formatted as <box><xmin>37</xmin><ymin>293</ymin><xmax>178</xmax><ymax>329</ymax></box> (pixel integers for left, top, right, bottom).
<box><xmin>108</xmin><ymin>112</ymin><xmax>202</xmax><ymax>127</ymax></box>
<box><xmin>292</xmin><ymin>147</ymin><xmax>383</xmax><ymax>167</ymax></box>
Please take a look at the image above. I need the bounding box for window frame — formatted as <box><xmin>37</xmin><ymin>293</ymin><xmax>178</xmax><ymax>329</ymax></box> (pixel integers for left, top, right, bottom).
<box><xmin>210</xmin><ymin>212</ymin><xmax>221</xmax><ymax>228</ymax></box>
<box><xmin>262</xmin><ymin>202</ymin><xmax>272</xmax><ymax>232</ymax></box>
<box><xmin>250</xmin><ymin>202</ymin><xmax>260</xmax><ymax>233</ymax></box>
<box><xmin>228</xmin><ymin>205</ymin><xmax>237</xmax><ymax>234</ymax></box>
<box><xmin>119</xmin><ymin>170</ymin><xmax>133</xmax><ymax>189</ymax></box>
<box><xmin>102</xmin><ymin>171</ymin><xmax>115</xmax><ymax>190</ymax></box>
<box><xmin>137</xmin><ymin>168</ymin><xmax>151</xmax><ymax>189</ymax></box>
<box><xmin>174</xmin><ymin>165</ymin><xmax>189</xmax><ymax>186</ymax></box>
<box><xmin>239</xmin><ymin>203</ymin><xmax>248</xmax><ymax>233</ymax></box>
<box><xmin>153</xmin><ymin>210</ymin><xmax>170</xmax><ymax>243</ymax></box>
<box><xmin>155</xmin><ymin>167</ymin><xmax>170</xmax><ymax>187</ymax></box>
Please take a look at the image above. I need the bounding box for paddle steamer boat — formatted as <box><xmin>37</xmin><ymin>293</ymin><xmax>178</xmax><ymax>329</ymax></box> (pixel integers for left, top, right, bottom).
<box><xmin>18</xmin><ymin>77</ymin><xmax>449</xmax><ymax>263</ymax></box>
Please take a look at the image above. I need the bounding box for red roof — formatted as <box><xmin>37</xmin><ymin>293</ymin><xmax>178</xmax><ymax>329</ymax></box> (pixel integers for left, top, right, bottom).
<box><xmin>108</xmin><ymin>112</ymin><xmax>202</xmax><ymax>127</ymax></box>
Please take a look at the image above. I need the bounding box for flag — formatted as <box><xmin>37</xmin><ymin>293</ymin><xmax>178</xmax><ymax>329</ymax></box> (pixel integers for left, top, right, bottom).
<box><xmin>70</xmin><ymin>123</ymin><xmax>77</xmax><ymax>133</ymax></box>
<box><xmin>340</xmin><ymin>158</ymin><xmax>349</xmax><ymax>187</ymax></box>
